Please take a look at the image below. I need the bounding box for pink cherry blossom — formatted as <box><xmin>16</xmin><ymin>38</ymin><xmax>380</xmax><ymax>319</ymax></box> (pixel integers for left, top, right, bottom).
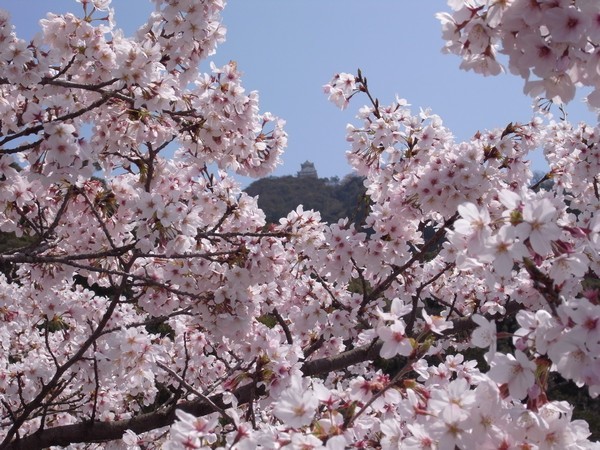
<box><xmin>273</xmin><ymin>377</ymin><xmax>319</xmax><ymax>427</ymax></box>
<box><xmin>489</xmin><ymin>350</ymin><xmax>537</xmax><ymax>400</ymax></box>
<box><xmin>422</xmin><ymin>309</ymin><xmax>453</xmax><ymax>335</ymax></box>
<box><xmin>378</xmin><ymin>320</ymin><xmax>413</xmax><ymax>358</ymax></box>
<box><xmin>0</xmin><ymin>1</ymin><xmax>598</xmax><ymax>448</ymax></box>
<box><xmin>481</xmin><ymin>225</ymin><xmax>528</xmax><ymax>276</ymax></box>
<box><xmin>517</xmin><ymin>197</ymin><xmax>562</xmax><ymax>256</ymax></box>
<box><xmin>470</xmin><ymin>313</ymin><xmax>497</xmax><ymax>362</ymax></box>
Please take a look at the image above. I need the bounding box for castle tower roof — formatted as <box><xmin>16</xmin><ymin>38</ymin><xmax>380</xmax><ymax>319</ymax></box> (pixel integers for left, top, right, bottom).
<box><xmin>297</xmin><ymin>160</ymin><xmax>318</xmax><ymax>178</ymax></box>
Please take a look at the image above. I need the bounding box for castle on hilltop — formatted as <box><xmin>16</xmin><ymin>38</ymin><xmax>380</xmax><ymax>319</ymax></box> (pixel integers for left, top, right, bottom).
<box><xmin>297</xmin><ymin>160</ymin><xmax>318</xmax><ymax>178</ymax></box>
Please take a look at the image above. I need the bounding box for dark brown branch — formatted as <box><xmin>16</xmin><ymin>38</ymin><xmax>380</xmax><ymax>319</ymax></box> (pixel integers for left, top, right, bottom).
<box><xmin>2</xmin><ymin>382</ymin><xmax>264</xmax><ymax>450</ymax></box>
<box><xmin>301</xmin><ymin>340</ymin><xmax>383</xmax><ymax>377</ymax></box>
<box><xmin>0</xmin><ymin>94</ymin><xmax>111</xmax><ymax>149</ymax></box>
<box><xmin>156</xmin><ymin>362</ymin><xmax>235</xmax><ymax>427</ymax></box>
<box><xmin>272</xmin><ymin>308</ymin><xmax>293</xmax><ymax>345</ymax></box>
<box><xmin>312</xmin><ymin>273</ymin><xmax>350</xmax><ymax>312</ymax></box>
<box><xmin>197</xmin><ymin>231</ymin><xmax>290</xmax><ymax>239</ymax></box>
<box><xmin>406</xmin><ymin>262</ymin><xmax>454</xmax><ymax>334</ymax></box>
<box><xmin>530</xmin><ymin>171</ymin><xmax>551</xmax><ymax>191</ymax></box>
<box><xmin>358</xmin><ymin>213</ymin><xmax>458</xmax><ymax>317</ymax></box>
<box><xmin>100</xmin><ymin>308</ymin><xmax>192</xmax><ymax>337</ymax></box>
<box><xmin>302</xmin><ymin>335</ymin><xmax>325</xmax><ymax>359</ymax></box>
<box><xmin>522</xmin><ymin>258</ymin><xmax>560</xmax><ymax>316</ymax></box>
<box><xmin>1</xmin><ymin>300</ymin><xmax>525</xmax><ymax>450</ymax></box>
<box><xmin>44</xmin><ymin>56</ymin><xmax>77</xmax><ymax>81</ymax></box>
<box><xmin>41</xmin><ymin>77</ymin><xmax>121</xmax><ymax>92</ymax></box>
<box><xmin>356</xmin><ymin>70</ymin><xmax>381</xmax><ymax>120</ymax></box>
<box><xmin>74</xmin><ymin>188</ymin><xmax>131</xmax><ymax>268</ymax></box>
<box><xmin>0</xmin><ymin>254</ymin><xmax>212</xmax><ymax>303</ymax></box>
<box><xmin>3</xmin><ymin>342</ymin><xmax>383</xmax><ymax>448</ymax></box>
<box><xmin>0</xmin><ymin>138</ymin><xmax>43</xmax><ymax>155</ymax></box>
<box><xmin>0</xmin><ymin>257</ymin><xmax>137</xmax><ymax>448</ymax></box>
<box><xmin>343</xmin><ymin>356</ymin><xmax>415</xmax><ymax>430</ymax></box>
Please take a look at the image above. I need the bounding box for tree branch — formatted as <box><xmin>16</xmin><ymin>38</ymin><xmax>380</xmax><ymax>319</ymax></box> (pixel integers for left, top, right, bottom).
<box><xmin>2</xmin><ymin>382</ymin><xmax>263</xmax><ymax>450</ymax></box>
<box><xmin>1</xmin><ymin>301</ymin><xmax>522</xmax><ymax>449</ymax></box>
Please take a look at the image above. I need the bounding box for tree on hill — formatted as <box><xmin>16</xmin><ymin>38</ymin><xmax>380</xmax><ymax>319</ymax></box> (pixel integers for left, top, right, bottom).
<box><xmin>244</xmin><ymin>174</ymin><xmax>368</xmax><ymax>225</ymax></box>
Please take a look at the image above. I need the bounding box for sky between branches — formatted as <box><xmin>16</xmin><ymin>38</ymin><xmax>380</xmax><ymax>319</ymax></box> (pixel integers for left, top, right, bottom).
<box><xmin>5</xmin><ymin>0</ymin><xmax>598</xmax><ymax>182</ymax></box>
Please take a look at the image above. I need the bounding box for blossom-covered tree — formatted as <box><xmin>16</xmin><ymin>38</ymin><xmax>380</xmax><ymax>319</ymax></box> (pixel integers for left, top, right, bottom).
<box><xmin>0</xmin><ymin>0</ymin><xmax>598</xmax><ymax>449</ymax></box>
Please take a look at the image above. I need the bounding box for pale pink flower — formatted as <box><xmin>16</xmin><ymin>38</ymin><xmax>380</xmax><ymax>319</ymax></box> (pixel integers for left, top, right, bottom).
<box><xmin>545</xmin><ymin>6</ymin><xmax>586</xmax><ymax>44</ymax></box>
<box><xmin>422</xmin><ymin>310</ymin><xmax>453</xmax><ymax>335</ymax></box>
<box><xmin>325</xmin><ymin>435</ymin><xmax>347</xmax><ymax>450</ymax></box>
<box><xmin>524</xmin><ymin>73</ymin><xmax>577</xmax><ymax>104</ymax></box>
<box><xmin>517</xmin><ymin>198</ymin><xmax>561</xmax><ymax>255</ymax></box>
<box><xmin>459</xmin><ymin>52</ymin><xmax>503</xmax><ymax>76</ymax></box>
<box><xmin>376</xmin><ymin>297</ymin><xmax>412</xmax><ymax>322</ymax></box>
<box><xmin>548</xmin><ymin>252</ymin><xmax>588</xmax><ymax>285</ymax></box>
<box><xmin>470</xmin><ymin>380</ymin><xmax>502</xmax><ymax>437</ymax></box>
<box><xmin>403</xmin><ymin>423</ymin><xmax>436</xmax><ymax>450</ymax></box>
<box><xmin>470</xmin><ymin>314</ymin><xmax>497</xmax><ymax>362</ymax></box>
<box><xmin>454</xmin><ymin>202</ymin><xmax>491</xmax><ymax>251</ymax></box>
<box><xmin>498</xmin><ymin>189</ymin><xmax>522</xmax><ymax>211</ymax></box>
<box><xmin>283</xmin><ymin>433</ymin><xmax>325</xmax><ymax>449</ymax></box>
<box><xmin>567</xmin><ymin>297</ymin><xmax>600</xmax><ymax>353</ymax></box>
<box><xmin>169</xmin><ymin>410</ymin><xmax>219</xmax><ymax>448</ymax></box>
<box><xmin>378</xmin><ymin>320</ymin><xmax>413</xmax><ymax>358</ymax></box>
<box><xmin>489</xmin><ymin>350</ymin><xmax>536</xmax><ymax>400</ymax></box>
<box><xmin>335</xmin><ymin>72</ymin><xmax>357</xmax><ymax>97</ymax></box>
<box><xmin>380</xmin><ymin>418</ymin><xmax>405</xmax><ymax>449</ymax></box>
<box><xmin>481</xmin><ymin>225</ymin><xmax>528</xmax><ymax>276</ymax></box>
<box><xmin>519</xmin><ymin>32</ymin><xmax>558</xmax><ymax>78</ymax></box>
<box><xmin>323</xmin><ymin>73</ymin><xmax>357</xmax><ymax>110</ymax></box>
<box><xmin>548</xmin><ymin>338</ymin><xmax>589</xmax><ymax>383</ymax></box>
<box><xmin>429</xmin><ymin>378</ymin><xmax>476</xmax><ymax>422</ymax></box>
<box><xmin>429</xmin><ymin>415</ymin><xmax>471</xmax><ymax>450</ymax></box>
<box><xmin>273</xmin><ymin>376</ymin><xmax>318</xmax><ymax>427</ymax></box>
<box><xmin>121</xmin><ymin>429</ymin><xmax>141</xmax><ymax>450</ymax></box>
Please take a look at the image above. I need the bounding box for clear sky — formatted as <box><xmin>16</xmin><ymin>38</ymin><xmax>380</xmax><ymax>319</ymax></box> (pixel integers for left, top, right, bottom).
<box><xmin>3</xmin><ymin>1</ymin><xmax>597</xmax><ymax>182</ymax></box>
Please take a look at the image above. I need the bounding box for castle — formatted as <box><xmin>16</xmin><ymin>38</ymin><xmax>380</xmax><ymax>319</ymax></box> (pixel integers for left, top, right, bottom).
<box><xmin>297</xmin><ymin>160</ymin><xmax>318</xmax><ymax>178</ymax></box>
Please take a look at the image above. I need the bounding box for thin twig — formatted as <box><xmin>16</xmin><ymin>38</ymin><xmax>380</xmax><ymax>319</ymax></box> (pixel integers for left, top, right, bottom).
<box><xmin>272</xmin><ymin>308</ymin><xmax>293</xmax><ymax>345</ymax></box>
<box><xmin>343</xmin><ymin>357</ymin><xmax>414</xmax><ymax>430</ymax></box>
<box><xmin>156</xmin><ymin>362</ymin><xmax>236</xmax><ymax>429</ymax></box>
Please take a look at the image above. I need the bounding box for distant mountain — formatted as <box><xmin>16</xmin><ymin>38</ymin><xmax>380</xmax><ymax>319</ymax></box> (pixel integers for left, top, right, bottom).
<box><xmin>244</xmin><ymin>174</ymin><xmax>368</xmax><ymax>225</ymax></box>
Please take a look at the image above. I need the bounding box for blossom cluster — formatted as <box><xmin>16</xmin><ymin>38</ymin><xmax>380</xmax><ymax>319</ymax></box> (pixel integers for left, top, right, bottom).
<box><xmin>319</xmin><ymin>67</ymin><xmax>600</xmax><ymax>447</ymax></box>
<box><xmin>437</xmin><ymin>0</ymin><xmax>600</xmax><ymax>106</ymax></box>
<box><xmin>164</xmin><ymin>360</ymin><xmax>594</xmax><ymax>449</ymax></box>
<box><xmin>0</xmin><ymin>0</ymin><xmax>598</xmax><ymax>449</ymax></box>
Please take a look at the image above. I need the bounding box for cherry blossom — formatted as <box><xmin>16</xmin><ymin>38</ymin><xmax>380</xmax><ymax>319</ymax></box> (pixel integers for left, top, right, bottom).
<box><xmin>437</xmin><ymin>0</ymin><xmax>600</xmax><ymax>106</ymax></box>
<box><xmin>489</xmin><ymin>350</ymin><xmax>537</xmax><ymax>401</ymax></box>
<box><xmin>273</xmin><ymin>376</ymin><xmax>319</xmax><ymax>428</ymax></box>
<box><xmin>378</xmin><ymin>320</ymin><xmax>413</xmax><ymax>359</ymax></box>
<box><xmin>0</xmin><ymin>0</ymin><xmax>598</xmax><ymax>448</ymax></box>
<box><xmin>470</xmin><ymin>313</ymin><xmax>497</xmax><ymax>361</ymax></box>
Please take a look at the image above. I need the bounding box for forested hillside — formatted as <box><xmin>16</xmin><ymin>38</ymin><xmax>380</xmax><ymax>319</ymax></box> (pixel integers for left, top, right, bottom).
<box><xmin>244</xmin><ymin>174</ymin><xmax>368</xmax><ymax>225</ymax></box>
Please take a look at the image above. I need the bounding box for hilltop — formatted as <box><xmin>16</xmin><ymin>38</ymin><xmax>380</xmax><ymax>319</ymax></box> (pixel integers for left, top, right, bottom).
<box><xmin>244</xmin><ymin>162</ymin><xmax>368</xmax><ymax>225</ymax></box>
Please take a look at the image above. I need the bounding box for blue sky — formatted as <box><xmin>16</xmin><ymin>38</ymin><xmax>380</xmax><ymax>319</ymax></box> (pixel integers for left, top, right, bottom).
<box><xmin>4</xmin><ymin>1</ymin><xmax>597</xmax><ymax>181</ymax></box>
